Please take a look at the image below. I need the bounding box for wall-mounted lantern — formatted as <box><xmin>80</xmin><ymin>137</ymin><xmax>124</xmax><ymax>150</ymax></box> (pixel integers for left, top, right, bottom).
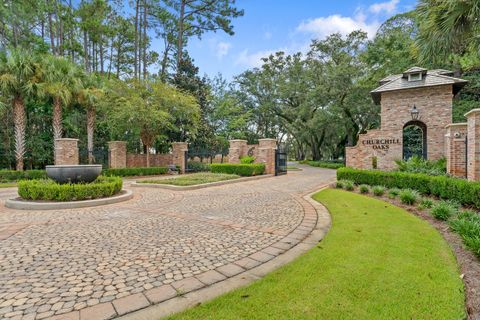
<box><xmin>410</xmin><ymin>105</ymin><xmax>419</xmax><ymax>120</ymax></box>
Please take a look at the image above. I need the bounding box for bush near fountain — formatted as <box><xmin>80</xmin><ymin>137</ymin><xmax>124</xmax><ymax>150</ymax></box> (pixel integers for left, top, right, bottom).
<box><xmin>17</xmin><ymin>176</ymin><xmax>122</xmax><ymax>201</ymax></box>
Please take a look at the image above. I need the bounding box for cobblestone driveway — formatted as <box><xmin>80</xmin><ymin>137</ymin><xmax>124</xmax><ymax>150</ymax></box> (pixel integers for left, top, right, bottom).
<box><xmin>0</xmin><ymin>166</ymin><xmax>335</xmax><ymax>320</ymax></box>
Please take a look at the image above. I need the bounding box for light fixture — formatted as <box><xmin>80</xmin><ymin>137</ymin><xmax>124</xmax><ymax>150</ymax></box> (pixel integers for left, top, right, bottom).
<box><xmin>410</xmin><ymin>105</ymin><xmax>419</xmax><ymax>120</ymax></box>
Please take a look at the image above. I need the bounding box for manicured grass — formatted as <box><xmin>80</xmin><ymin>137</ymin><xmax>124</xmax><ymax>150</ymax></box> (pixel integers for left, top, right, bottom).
<box><xmin>287</xmin><ymin>166</ymin><xmax>301</xmax><ymax>171</ymax></box>
<box><xmin>138</xmin><ymin>172</ymin><xmax>240</xmax><ymax>186</ymax></box>
<box><xmin>0</xmin><ymin>183</ymin><xmax>16</xmax><ymax>188</ymax></box>
<box><xmin>167</xmin><ymin>189</ymin><xmax>465</xmax><ymax>320</ymax></box>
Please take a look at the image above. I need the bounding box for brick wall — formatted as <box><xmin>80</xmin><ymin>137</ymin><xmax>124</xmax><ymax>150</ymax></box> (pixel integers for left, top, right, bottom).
<box><xmin>126</xmin><ymin>154</ymin><xmax>172</xmax><ymax>168</ymax></box>
<box><xmin>445</xmin><ymin>124</ymin><xmax>467</xmax><ymax>178</ymax></box>
<box><xmin>381</xmin><ymin>85</ymin><xmax>453</xmax><ymax>160</ymax></box>
<box><xmin>466</xmin><ymin>109</ymin><xmax>480</xmax><ymax>181</ymax></box>
<box><xmin>55</xmin><ymin>138</ymin><xmax>79</xmax><ymax>165</ymax></box>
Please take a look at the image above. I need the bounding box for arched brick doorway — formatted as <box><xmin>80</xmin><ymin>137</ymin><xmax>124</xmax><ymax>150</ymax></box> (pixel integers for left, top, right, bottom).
<box><xmin>403</xmin><ymin>120</ymin><xmax>427</xmax><ymax>160</ymax></box>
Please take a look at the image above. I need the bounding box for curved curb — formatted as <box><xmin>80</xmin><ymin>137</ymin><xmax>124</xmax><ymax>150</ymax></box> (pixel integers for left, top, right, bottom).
<box><xmin>4</xmin><ymin>189</ymin><xmax>134</xmax><ymax>210</ymax></box>
<box><xmin>130</xmin><ymin>174</ymin><xmax>274</xmax><ymax>191</ymax></box>
<box><xmin>107</xmin><ymin>186</ymin><xmax>332</xmax><ymax>320</ymax></box>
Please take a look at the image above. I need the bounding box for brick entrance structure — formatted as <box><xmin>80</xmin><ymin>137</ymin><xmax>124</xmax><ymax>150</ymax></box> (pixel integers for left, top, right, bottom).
<box><xmin>228</xmin><ymin>139</ymin><xmax>277</xmax><ymax>174</ymax></box>
<box><xmin>346</xmin><ymin>67</ymin><xmax>467</xmax><ymax>171</ymax></box>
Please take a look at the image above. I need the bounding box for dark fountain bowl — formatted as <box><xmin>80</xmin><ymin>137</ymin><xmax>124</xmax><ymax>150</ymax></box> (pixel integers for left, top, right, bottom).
<box><xmin>46</xmin><ymin>165</ymin><xmax>103</xmax><ymax>184</ymax></box>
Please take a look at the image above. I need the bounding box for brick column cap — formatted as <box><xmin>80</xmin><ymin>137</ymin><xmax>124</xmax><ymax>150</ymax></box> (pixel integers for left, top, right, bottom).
<box><xmin>258</xmin><ymin>138</ymin><xmax>277</xmax><ymax>142</ymax></box>
<box><xmin>228</xmin><ymin>139</ymin><xmax>248</xmax><ymax>142</ymax></box>
<box><xmin>445</xmin><ymin>123</ymin><xmax>467</xmax><ymax>128</ymax></box>
<box><xmin>55</xmin><ymin>138</ymin><xmax>79</xmax><ymax>142</ymax></box>
<box><xmin>465</xmin><ymin>108</ymin><xmax>480</xmax><ymax>117</ymax></box>
<box><xmin>108</xmin><ymin>140</ymin><xmax>127</xmax><ymax>144</ymax></box>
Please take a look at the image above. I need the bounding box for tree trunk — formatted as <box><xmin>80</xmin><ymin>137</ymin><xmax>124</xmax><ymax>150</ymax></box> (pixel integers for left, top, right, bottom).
<box><xmin>83</xmin><ymin>30</ymin><xmax>89</xmax><ymax>72</ymax></box>
<box><xmin>100</xmin><ymin>35</ymin><xmax>104</xmax><ymax>74</ymax></box>
<box><xmin>143</xmin><ymin>1</ymin><xmax>148</xmax><ymax>80</ymax></box>
<box><xmin>13</xmin><ymin>95</ymin><xmax>26</xmax><ymax>171</ymax></box>
<box><xmin>134</xmin><ymin>0</ymin><xmax>139</xmax><ymax>79</ymax></box>
<box><xmin>52</xmin><ymin>97</ymin><xmax>63</xmax><ymax>150</ymax></box>
<box><xmin>177</xmin><ymin>0</ymin><xmax>185</xmax><ymax>71</ymax></box>
<box><xmin>87</xmin><ymin>107</ymin><xmax>95</xmax><ymax>164</ymax></box>
<box><xmin>146</xmin><ymin>145</ymin><xmax>150</xmax><ymax>167</ymax></box>
<box><xmin>48</xmin><ymin>12</ymin><xmax>56</xmax><ymax>55</ymax></box>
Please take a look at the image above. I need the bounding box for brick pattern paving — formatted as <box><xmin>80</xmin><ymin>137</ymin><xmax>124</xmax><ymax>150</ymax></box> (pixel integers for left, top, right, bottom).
<box><xmin>0</xmin><ymin>167</ymin><xmax>335</xmax><ymax>320</ymax></box>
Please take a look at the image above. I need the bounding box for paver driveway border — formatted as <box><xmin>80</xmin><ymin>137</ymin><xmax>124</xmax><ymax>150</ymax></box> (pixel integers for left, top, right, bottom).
<box><xmin>108</xmin><ymin>185</ymin><xmax>332</xmax><ymax>320</ymax></box>
<box><xmin>4</xmin><ymin>189</ymin><xmax>134</xmax><ymax>210</ymax></box>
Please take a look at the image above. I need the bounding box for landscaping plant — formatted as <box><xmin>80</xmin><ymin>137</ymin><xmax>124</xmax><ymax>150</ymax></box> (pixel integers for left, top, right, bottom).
<box><xmin>388</xmin><ymin>188</ymin><xmax>401</xmax><ymax>198</ymax></box>
<box><xmin>239</xmin><ymin>155</ymin><xmax>255</xmax><ymax>164</ymax></box>
<box><xmin>449</xmin><ymin>210</ymin><xmax>480</xmax><ymax>257</ymax></box>
<box><xmin>399</xmin><ymin>189</ymin><xmax>419</xmax><ymax>205</ymax></box>
<box><xmin>430</xmin><ymin>201</ymin><xmax>458</xmax><ymax>221</ymax></box>
<box><xmin>359</xmin><ymin>184</ymin><xmax>369</xmax><ymax>194</ymax></box>
<box><xmin>372</xmin><ymin>185</ymin><xmax>385</xmax><ymax>196</ymax></box>
<box><xmin>103</xmin><ymin>167</ymin><xmax>168</xmax><ymax>177</ymax></box>
<box><xmin>418</xmin><ymin>198</ymin><xmax>434</xmax><ymax>210</ymax></box>
<box><xmin>335</xmin><ymin>180</ymin><xmax>344</xmax><ymax>189</ymax></box>
<box><xmin>210</xmin><ymin>163</ymin><xmax>265</xmax><ymax>176</ymax></box>
<box><xmin>17</xmin><ymin>176</ymin><xmax>122</xmax><ymax>201</ymax></box>
<box><xmin>343</xmin><ymin>180</ymin><xmax>354</xmax><ymax>191</ymax></box>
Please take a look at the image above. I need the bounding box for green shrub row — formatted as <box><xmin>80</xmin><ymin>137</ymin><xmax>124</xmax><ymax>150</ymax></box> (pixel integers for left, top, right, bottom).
<box><xmin>187</xmin><ymin>161</ymin><xmax>211</xmax><ymax>172</ymax></box>
<box><xmin>301</xmin><ymin>160</ymin><xmax>344</xmax><ymax>169</ymax></box>
<box><xmin>337</xmin><ymin>167</ymin><xmax>480</xmax><ymax>209</ymax></box>
<box><xmin>103</xmin><ymin>167</ymin><xmax>168</xmax><ymax>177</ymax></box>
<box><xmin>0</xmin><ymin>170</ymin><xmax>46</xmax><ymax>182</ymax></box>
<box><xmin>210</xmin><ymin>163</ymin><xmax>265</xmax><ymax>176</ymax></box>
<box><xmin>18</xmin><ymin>176</ymin><xmax>123</xmax><ymax>201</ymax></box>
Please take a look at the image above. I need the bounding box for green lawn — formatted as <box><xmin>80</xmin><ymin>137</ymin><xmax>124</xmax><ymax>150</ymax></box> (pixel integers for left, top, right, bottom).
<box><xmin>287</xmin><ymin>166</ymin><xmax>301</xmax><ymax>171</ymax></box>
<box><xmin>167</xmin><ymin>188</ymin><xmax>465</xmax><ymax>320</ymax></box>
<box><xmin>0</xmin><ymin>183</ymin><xmax>16</xmax><ymax>188</ymax></box>
<box><xmin>138</xmin><ymin>172</ymin><xmax>240</xmax><ymax>186</ymax></box>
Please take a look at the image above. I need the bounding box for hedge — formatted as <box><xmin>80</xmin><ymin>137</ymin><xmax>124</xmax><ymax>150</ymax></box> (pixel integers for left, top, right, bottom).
<box><xmin>301</xmin><ymin>161</ymin><xmax>344</xmax><ymax>169</ymax></box>
<box><xmin>17</xmin><ymin>176</ymin><xmax>123</xmax><ymax>201</ymax></box>
<box><xmin>210</xmin><ymin>163</ymin><xmax>265</xmax><ymax>176</ymax></box>
<box><xmin>102</xmin><ymin>166</ymin><xmax>168</xmax><ymax>177</ymax></box>
<box><xmin>0</xmin><ymin>170</ymin><xmax>46</xmax><ymax>182</ymax></box>
<box><xmin>337</xmin><ymin>167</ymin><xmax>480</xmax><ymax>209</ymax></box>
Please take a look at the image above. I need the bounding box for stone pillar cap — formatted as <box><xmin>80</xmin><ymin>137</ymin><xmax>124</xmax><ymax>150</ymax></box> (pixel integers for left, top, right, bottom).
<box><xmin>445</xmin><ymin>123</ymin><xmax>467</xmax><ymax>128</ymax></box>
<box><xmin>258</xmin><ymin>138</ymin><xmax>277</xmax><ymax>141</ymax></box>
<box><xmin>229</xmin><ymin>139</ymin><xmax>248</xmax><ymax>142</ymax></box>
<box><xmin>108</xmin><ymin>140</ymin><xmax>127</xmax><ymax>143</ymax></box>
<box><xmin>55</xmin><ymin>138</ymin><xmax>79</xmax><ymax>141</ymax></box>
<box><xmin>465</xmin><ymin>108</ymin><xmax>480</xmax><ymax>117</ymax></box>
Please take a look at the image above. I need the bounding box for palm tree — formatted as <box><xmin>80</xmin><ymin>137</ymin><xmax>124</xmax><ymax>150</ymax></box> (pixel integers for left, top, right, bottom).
<box><xmin>78</xmin><ymin>74</ymin><xmax>104</xmax><ymax>164</ymax></box>
<box><xmin>416</xmin><ymin>0</ymin><xmax>480</xmax><ymax>69</ymax></box>
<box><xmin>38</xmin><ymin>55</ymin><xmax>82</xmax><ymax>152</ymax></box>
<box><xmin>0</xmin><ymin>50</ymin><xmax>39</xmax><ymax>171</ymax></box>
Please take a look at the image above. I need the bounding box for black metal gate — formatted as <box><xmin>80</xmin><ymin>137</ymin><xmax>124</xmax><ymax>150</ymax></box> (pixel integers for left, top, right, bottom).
<box><xmin>275</xmin><ymin>145</ymin><xmax>287</xmax><ymax>176</ymax></box>
<box><xmin>186</xmin><ymin>145</ymin><xmax>229</xmax><ymax>172</ymax></box>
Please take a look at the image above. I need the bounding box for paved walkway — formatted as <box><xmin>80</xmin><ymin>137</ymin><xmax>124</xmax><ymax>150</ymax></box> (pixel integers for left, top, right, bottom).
<box><xmin>0</xmin><ymin>166</ymin><xmax>335</xmax><ymax>320</ymax></box>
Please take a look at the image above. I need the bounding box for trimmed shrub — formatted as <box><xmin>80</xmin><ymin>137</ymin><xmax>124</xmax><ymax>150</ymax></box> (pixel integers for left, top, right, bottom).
<box><xmin>399</xmin><ymin>189</ymin><xmax>419</xmax><ymax>205</ymax></box>
<box><xmin>372</xmin><ymin>185</ymin><xmax>385</xmax><ymax>196</ymax></box>
<box><xmin>103</xmin><ymin>167</ymin><xmax>168</xmax><ymax>177</ymax></box>
<box><xmin>388</xmin><ymin>188</ymin><xmax>401</xmax><ymax>198</ymax></box>
<box><xmin>418</xmin><ymin>198</ymin><xmax>434</xmax><ymax>210</ymax></box>
<box><xmin>337</xmin><ymin>167</ymin><xmax>480</xmax><ymax>209</ymax></box>
<box><xmin>210</xmin><ymin>163</ymin><xmax>265</xmax><ymax>176</ymax></box>
<box><xmin>240</xmin><ymin>155</ymin><xmax>255</xmax><ymax>164</ymax></box>
<box><xmin>303</xmin><ymin>161</ymin><xmax>344</xmax><ymax>169</ymax></box>
<box><xmin>430</xmin><ymin>201</ymin><xmax>458</xmax><ymax>221</ymax></box>
<box><xmin>335</xmin><ymin>180</ymin><xmax>344</xmax><ymax>189</ymax></box>
<box><xmin>343</xmin><ymin>180</ymin><xmax>354</xmax><ymax>191</ymax></box>
<box><xmin>187</xmin><ymin>161</ymin><xmax>211</xmax><ymax>172</ymax></box>
<box><xmin>17</xmin><ymin>176</ymin><xmax>122</xmax><ymax>201</ymax></box>
<box><xmin>394</xmin><ymin>156</ymin><xmax>447</xmax><ymax>176</ymax></box>
<box><xmin>359</xmin><ymin>184</ymin><xmax>369</xmax><ymax>193</ymax></box>
<box><xmin>0</xmin><ymin>170</ymin><xmax>46</xmax><ymax>182</ymax></box>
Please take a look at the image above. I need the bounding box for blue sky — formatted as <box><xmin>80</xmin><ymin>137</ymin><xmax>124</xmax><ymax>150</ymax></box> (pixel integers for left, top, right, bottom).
<box><xmin>178</xmin><ymin>0</ymin><xmax>417</xmax><ymax>79</ymax></box>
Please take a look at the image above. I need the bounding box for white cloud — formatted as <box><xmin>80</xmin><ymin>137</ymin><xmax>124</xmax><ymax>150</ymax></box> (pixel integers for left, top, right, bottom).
<box><xmin>296</xmin><ymin>12</ymin><xmax>380</xmax><ymax>39</ymax></box>
<box><xmin>235</xmin><ymin>49</ymin><xmax>283</xmax><ymax>68</ymax></box>
<box><xmin>263</xmin><ymin>31</ymin><xmax>272</xmax><ymax>40</ymax></box>
<box><xmin>369</xmin><ymin>0</ymin><xmax>399</xmax><ymax>14</ymax></box>
<box><xmin>216</xmin><ymin>41</ymin><xmax>231</xmax><ymax>59</ymax></box>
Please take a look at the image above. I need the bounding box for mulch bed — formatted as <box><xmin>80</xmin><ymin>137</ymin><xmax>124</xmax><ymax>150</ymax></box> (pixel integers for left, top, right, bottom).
<box><xmin>348</xmin><ymin>188</ymin><xmax>480</xmax><ymax>320</ymax></box>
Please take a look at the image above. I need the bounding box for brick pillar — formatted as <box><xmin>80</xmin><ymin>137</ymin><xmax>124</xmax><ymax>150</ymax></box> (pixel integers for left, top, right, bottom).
<box><xmin>445</xmin><ymin>124</ymin><xmax>467</xmax><ymax>178</ymax></box>
<box><xmin>228</xmin><ymin>140</ymin><xmax>247</xmax><ymax>164</ymax></box>
<box><xmin>172</xmin><ymin>142</ymin><xmax>188</xmax><ymax>173</ymax></box>
<box><xmin>108</xmin><ymin>141</ymin><xmax>127</xmax><ymax>169</ymax></box>
<box><xmin>466</xmin><ymin>109</ymin><xmax>480</xmax><ymax>181</ymax></box>
<box><xmin>55</xmin><ymin>138</ymin><xmax>79</xmax><ymax>165</ymax></box>
<box><xmin>258</xmin><ymin>138</ymin><xmax>277</xmax><ymax>175</ymax></box>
